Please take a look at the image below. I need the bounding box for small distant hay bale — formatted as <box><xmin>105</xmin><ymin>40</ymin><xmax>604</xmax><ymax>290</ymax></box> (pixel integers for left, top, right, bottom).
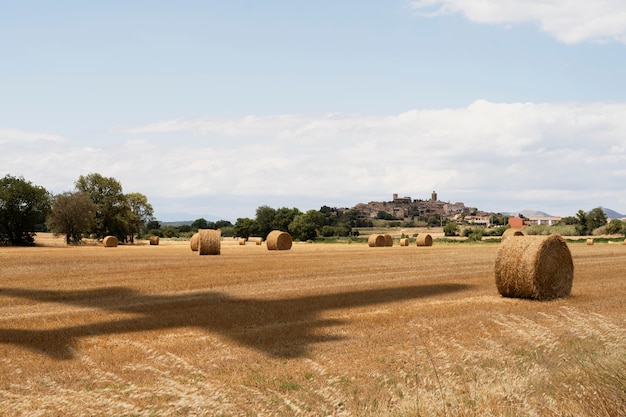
<box><xmin>190</xmin><ymin>233</ymin><xmax>200</xmax><ymax>251</ymax></box>
<box><xmin>198</xmin><ymin>229</ymin><xmax>221</xmax><ymax>255</ymax></box>
<box><xmin>415</xmin><ymin>234</ymin><xmax>433</xmax><ymax>247</ymax></box>
<box><xmin>586</xmin><ymin>238</ymin><xmax>594</xmax><ymax>246</ymax></box>
<box><xmin>238</xmin><ymin>238</ymin><xmax>246</xmax><ymax>245</ymax></box>
<box><xmin>368</xmin><ymin>234</ymin><xmax>386</xmax><ymax>247</ymax></box>
<box><xmin>149</xmin><ymin>236</ymin><xmax>159</xmax><ymax>245</ymax></box>
<box><xmin>384</xmin><ymin>234</ymin><xmax>393</xmax><ymax>247</ymax></box>
<box><xmin>103</xmin><ymin>236</ymin><xmax>118</xmax><ymax>247</ymax></box>
<box><xmin>501</xmin><ymin>228</ymin><xmax>525</xmax><ymax>242</ymax></box>
<box><xmin>266</xmin><ymin>230</ymin><xmax>292</xmax><ymax>250</ymax></box>
<box><xmin>400</xmin><ymin>238</ymin><xmax>409</xmax><ymax>246</ymax></box>
<box><xmin>494</xmin><ymin>234</ymin><xmax>574</xmax><ymax>300</ymax></box>
<box><xmin>255</xmin><ymin>238</ymin><xmax>263</xmax><ymax>245</ymax></box>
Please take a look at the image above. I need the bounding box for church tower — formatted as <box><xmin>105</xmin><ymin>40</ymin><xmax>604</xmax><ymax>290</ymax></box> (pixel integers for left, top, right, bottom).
<box><xmin>431</xmin><ymin>190</ymin><xmax>437</xmax><ymax>202</ymax></box>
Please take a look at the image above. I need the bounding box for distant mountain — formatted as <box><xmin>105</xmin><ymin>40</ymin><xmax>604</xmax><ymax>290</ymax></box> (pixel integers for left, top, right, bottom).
<box><xmin>600</xmin><ymin>207</ymin><xmax>625</xmax><ymax>219</ymax></box>
<box><xmin>502</xmin><ymin>209</ymin><xmax>555</xmax><ymax>218</ymax></box>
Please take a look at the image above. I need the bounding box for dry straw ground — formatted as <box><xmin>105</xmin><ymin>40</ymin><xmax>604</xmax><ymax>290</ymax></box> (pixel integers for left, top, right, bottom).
<box><xmin>0</xmin><ymin>234</ymin><xmax>624</xmax><ymax>416</ymax></box>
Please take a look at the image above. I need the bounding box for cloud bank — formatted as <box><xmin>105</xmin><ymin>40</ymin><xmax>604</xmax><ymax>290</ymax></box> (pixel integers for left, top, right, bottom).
<box><xmin>410</xmin><ymin>0</ymin><xmax>626</xmax><ymax>44</ymax></box>
<box><xmin>3</xmin><ymin>100</ymin><xmax>626</xmax><ymax>220</ymax></box>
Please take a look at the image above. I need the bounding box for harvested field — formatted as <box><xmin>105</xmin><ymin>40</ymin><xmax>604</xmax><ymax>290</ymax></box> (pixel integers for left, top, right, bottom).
<box><xmin>0</xmin><ymin>234</ymin><xmax>624</xmax><ymax>416</ymax></box>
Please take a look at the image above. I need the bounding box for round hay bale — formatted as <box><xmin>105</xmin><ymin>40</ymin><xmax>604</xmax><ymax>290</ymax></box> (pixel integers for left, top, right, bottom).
<box><xmin>103</xmin><ymin>236</ymin><xmax>118</xmax><ymax>247</ymax></box>
<box><xmin>494</xmin><ymin>234</ymin><xmax>574</xmax><ymax>300</ymax></box>
<box><xmin>255</xmin><ymin>238</ymin><xmax>263</xmax><ymax>245</ymax></box>
<box><xmin>198</xmin><ymin>229</ymin><xmax>221</xmax><ymax>255</ymax></box>
<box><xmin>149</xmin><ymin>236</ymin><xmax>159</xmax><ymax>245</ymax></box>
<box><xmin>266</xmin><ymin>230</ymin><xmax>292</xmax><ymax>250</ymax></box>
<box><xmin>415</xmin><ymin>234</ymin><xmax>433</xmax><ymax>247</ymax></box>
<box><xmin>501</xmin><ymin>228</ymin><xmax>525</xmax><ymax>242</ymax></box>
<box><xmin>190</xmin><ymin>233</ymin><xmax>200</xmax><ymax>252</ymax></box>
<box><xmin>368</xmin><ymin>234</ymin><xmax>385</xmax><ymax>247</ymax></box>
<box><xmin>586</xmin><ymin>238</ymin><xmax>594</xmax><ymax>246</ymax></box>
<box><xmin>399</xmin><ymin>238</ymin><xmax>409</xmax><ymax>246</ymax></box>
<box><xmin>238</xmin><ymin>238</ymin><xmax>246</xmax><ymax>245</ymax></box>
<box><xmin>384</xmin><ymin>234</ymin><xmax>393</xmax><ymax>247</ymax></box>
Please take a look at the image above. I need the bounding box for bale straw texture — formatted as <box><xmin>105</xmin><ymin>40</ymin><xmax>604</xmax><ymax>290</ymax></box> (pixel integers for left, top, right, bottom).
<box><xmin>190</xmin><ymin>233</ymin><xmax>200</xmax><ymax>252</ymax></box>
<box><xmin>149</xmin><ymin>236</ymin><xmax>159</xmax><ymax>246</ymax></box>
<box><xmin>266</xmin><ymin>230</ymin><xmax>292</xmax><ymax>251</ymax></box>
<box><xmin>368</xmin><ymin>234</ymin><xmax>386</xmax><ymax>247</ymax></box>
<box><xmin>415</xmin><ymin>234</ymin><xmax>433</xmax><ymax>247</ymax></box>
<box><xmin>198</xmin><ymin>229</ymin><xmax>221</xmax><ymax>255</ymax></box>
<box><xmin>238</xmin><ymin>238</ymin><xmax>246</xmax><ymax>245</ymax></box>
<box><xmin>400</xmin><ymin>238</ymin><xmax>409</xmax><ymax>247</ymax></box>
<box><xmin>501</xmin><ymin>228</ymin><xmax>525</xmax><ymax>242</ymax></box>
<box><xmin>384</xmin><ymin>234</ymin><xmax>393</xmax><ymax>247</ymax></box>
<box><xmin>103</xmin><ymin>236</ymin><xmax>118</xmax><ymax>247</ymax></box>
<box><xmin>494</xmin><ymin>234</ymin><xmax>574</xmax><ymax>300</ymax></box>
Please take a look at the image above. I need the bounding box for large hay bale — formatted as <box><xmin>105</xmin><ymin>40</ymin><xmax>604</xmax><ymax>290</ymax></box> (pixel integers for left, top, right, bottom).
<box><xmin>190</xmin><ymin>233</ymin><xmax>200</xmax><ymax>251</ymax></box>
<box><xmin>494</xmin><ymin>234</ymin><xmax>574</xmax><ymax>300</ymax></box>
<box><xmin>415</xmin><ymin>234</ymin><xmax>433</xmax><ymax>247</ymax></box>
<box><xmin>103</xmin><ymin>236</ymin><xmax>118</xmax><ymax>247</ymax></box>
<box><xmin>399</xmin><ymin>238</ymin><xmax>409</xmax><ymax>246</ymax></box>
<box><xmin>149</xmin><ymin>236</ymin><xmax>160</xmax><ymax>245</ymax></box>
<box><xmin>501</xmin><ymin>228</ymin><xmax>525</xmax><ymax>242</ymax></box>
<box><xmin>238</xmin><ymin>238</ymin><xmax>246</xmax><ymax>245</ymax></box>
<box><xmin>266</xmin><ymin>230</ymin><xmax>292</xmax><ymax>250</ymax></box>
<box><xmin>198</xmin><ymin>229</ymin><xmax>221</xmax><ymax>255</ymax></box>
<box><xmin>383</xmin><ymin>234</ymin><xmax>393</xmax><ymax>247</ymax></box>
<box><xmin>368</xmin><ymin>234</ymin><xmax>386</xmax><ymax>247</ymax></box>
<box><xmin>586</xmin><ymin>238</ymin><xmax>594</xmax><ymax>246</ymax></box>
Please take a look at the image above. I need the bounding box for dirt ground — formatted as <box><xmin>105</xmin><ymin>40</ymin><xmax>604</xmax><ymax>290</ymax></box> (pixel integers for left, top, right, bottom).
<box><xmin>0</xmin><ymin>234</ymin><xmax>624</xmax><ymax>416</ymax></box>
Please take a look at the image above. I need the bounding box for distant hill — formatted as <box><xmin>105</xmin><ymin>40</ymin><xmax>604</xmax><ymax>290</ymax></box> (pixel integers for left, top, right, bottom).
<box><xmin>502</xmin><ymin>209</ymin><xmax>555</xmax><ymax>218</ymax></box>
<box><xmin>600</xmin><ymin>207</ymin><xmax>625</xmax><ymax>219</ymax></box>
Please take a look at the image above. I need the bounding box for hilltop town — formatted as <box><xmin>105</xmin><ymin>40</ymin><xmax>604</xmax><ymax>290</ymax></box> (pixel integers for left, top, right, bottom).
<box><xmin>349</xmin><ymin>191</ymin><xmax>561</xmax><ymax>227</ymax></box>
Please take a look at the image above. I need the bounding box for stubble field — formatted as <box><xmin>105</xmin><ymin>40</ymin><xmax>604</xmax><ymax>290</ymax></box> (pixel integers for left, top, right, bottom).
<box><xmin>0</xmin><ymin>235</ymin><xmax>624</xmax><ymax>416</ymax></box>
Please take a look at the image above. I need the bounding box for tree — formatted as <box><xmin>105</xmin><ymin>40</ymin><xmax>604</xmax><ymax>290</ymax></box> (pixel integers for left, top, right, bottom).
<box><xmin>605</xmin><ymin>219</ymin><xmax>624</xmax><ymax>235</ymax></box>
<box><xmin>234</xmin><ymin>217</ymin><xmax>259</xmax><ymax>239</ymax></box>
<box><xmin>125</xmin><ymin>192</ymin><xmax>154</xmax><ymax>243</ymax></box>
<box><xmin>273</xmin><ymin>207</ymin><xmax>301</xmax><ymax>231</ymax></box>
<box><xmin>443</xmin><ymin>221</ymin><xmax>459</xmax><ymax>236</ymax></box>
<box><xmin>47</xmin><ymin>191</ymin><xmax>97</xmax><ymax>244</ymax></box>
<box><xmin>587</xmin><ymin>207</ymin><xmax>608</xmax><ymax>233</ymax></box>
<box><xmin>191</xmin><ymin>218</ymin><xmax>209</xmax><ymax>230</ymax></box>
<box><xmin>255</xmin><ymin>205</ymin><xmax>276</xmax><ymax>237</ymax></box>
<box><xmin>0</xmin><ymin>175</ymin><xmax>51</xmax><ymax>245</ymax></box>
<box><xmin>289</xmin><ymin>210</ymin><xmax>325</xmax><ymax>241</ymax></box>
<box><xmin>75</xmin><ymin>173</ymin><xmax>128</xmax><ymax>240</ymax></box>
<box><xmin>575</xmin><ymin>209</ymin><xmax>588</xmax><ymax>235</ymax></box>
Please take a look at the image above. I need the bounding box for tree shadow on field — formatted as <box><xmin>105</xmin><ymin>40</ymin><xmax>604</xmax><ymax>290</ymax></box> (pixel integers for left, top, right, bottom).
<box><xmin>0</xmin><ymin>283</ymin><xmax>471</xmax><ymax>360</ymax></box>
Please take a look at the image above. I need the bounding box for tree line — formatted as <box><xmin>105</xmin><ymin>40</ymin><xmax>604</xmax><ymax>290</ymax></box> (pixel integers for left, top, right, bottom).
<box><xmin>0</xmin><ymin>173</ymin><xmax>370</xmax><ymax>246</ymax></box>
<box><xmin>0</xmin><ymin>173</ymin><xmax>154</xmax><ymax>245</ymax></box>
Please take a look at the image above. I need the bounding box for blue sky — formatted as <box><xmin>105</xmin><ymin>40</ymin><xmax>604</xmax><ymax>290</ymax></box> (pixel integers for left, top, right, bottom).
<box><xmin>2</xmin><ymin>0</ymin><xmax>626</xmax><ymax>221</ymax></box>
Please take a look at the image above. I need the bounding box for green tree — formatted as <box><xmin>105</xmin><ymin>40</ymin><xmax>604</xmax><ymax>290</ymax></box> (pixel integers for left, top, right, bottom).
<box><xmin>575</xmin><ymin>209</ymin><xmax>588</xmax><ymax>235</ymax></box>
<box><xmin>605</xmin><ymin>219</ymin><xmax>624</xmax><ymax>235</ymax></box>
<box><xmin>273</xmin><ymin>207</ymin><xmax>301</xmax><ymax>231</ymax></box>
<box><xmin>234</xmin><ymin>217</ymin><xmax>260</xmax><ymax>239</ymax></box>
<box><xmin>47</xmin><ymin>191</ymin><xmax>97</xmax><ymax>244</ymax></box>
<box><xmin>289</xmin><ymin>210</ymin><xmax>325</xmax><ymax>241</ymax></box>
<box><xmin>255</xmin><ymin>205</ymin><xmax>276</xmax><ymax>237</ymax></box>
<box><xmin>126</xmin><ymin>192</ymin><xmax>154</xmax><ymax>243</ymax></box>
<box><xmin>587</xmin><ymin>207</ymin><xmax>608</xmax><ymax>233</ymax></box>
<box><xmin>75</xmin><ymin>173</ymin><xmax>128</xmax><ymax>239</ymax></box>
<box><xmin>0</xmin><ymin>175</ymin><xmax>51</xmax><ymax>245</ymax></box>
<box><xmin>191</xmin><ymin>218</ymin><xmax>208</xmax><ymax>230</ymax></box>
<box><xmin>443</xmin><ymin>221</ymin><xmax>459</xmax><ymax>236</ymax></box>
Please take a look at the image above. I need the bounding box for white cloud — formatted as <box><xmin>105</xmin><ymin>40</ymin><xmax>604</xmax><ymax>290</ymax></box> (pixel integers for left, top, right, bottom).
<box><xmin>3</xmin><ymin>100</ymin><xmax>626</xmax><ymax>219</ymax></box>
<box><xmin>410</xmin><ymin>0</ymin><xmax>626</xmax><ymax>44</ymax></box>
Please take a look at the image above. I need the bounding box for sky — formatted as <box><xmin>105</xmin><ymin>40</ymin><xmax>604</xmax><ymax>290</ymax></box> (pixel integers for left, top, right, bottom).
<box><xmin>2</xmin><ymin>0</ymin><xmax>626</xmax><ymax>222</ymax></box>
